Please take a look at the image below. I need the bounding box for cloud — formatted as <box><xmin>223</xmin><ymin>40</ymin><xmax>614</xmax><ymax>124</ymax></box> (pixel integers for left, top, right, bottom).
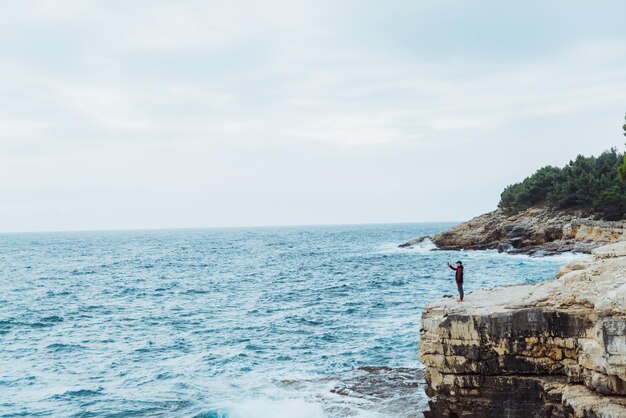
<box><xmin>1</xmin><ymin>31</ymin><xmax>624</xmax><ymax>153</ymax></box>
<box><xmin>0</xmin><ymin>1</ymin><xmax>625</xmax><ymax>230</ymax></box>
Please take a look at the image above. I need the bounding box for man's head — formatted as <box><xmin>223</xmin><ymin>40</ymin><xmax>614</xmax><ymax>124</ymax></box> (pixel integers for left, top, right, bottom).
<box><xmin>456</xmin><ymin>261</ymin><xmax>462</xmax><ymax>267</ymax></box>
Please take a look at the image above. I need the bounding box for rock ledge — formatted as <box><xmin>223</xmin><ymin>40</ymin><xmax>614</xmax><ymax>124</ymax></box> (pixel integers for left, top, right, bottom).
<box><xmin>419</xmin><ymin>241</ymin><xmax>626</xmax><ymax>417</ymax></box>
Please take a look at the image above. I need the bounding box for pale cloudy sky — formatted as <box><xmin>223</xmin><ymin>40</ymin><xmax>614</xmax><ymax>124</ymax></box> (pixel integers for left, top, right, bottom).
<box><xmin>1</xmin><ymin>1</ymin><xmax>625</xmax><ymax>232</ymax></box>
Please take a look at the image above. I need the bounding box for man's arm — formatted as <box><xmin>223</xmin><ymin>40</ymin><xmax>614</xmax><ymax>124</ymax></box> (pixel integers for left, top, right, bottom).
<box><xmin>448</xmin><ymin>263</ymin><xmax>457</xmax><ymax>271</ymax></box>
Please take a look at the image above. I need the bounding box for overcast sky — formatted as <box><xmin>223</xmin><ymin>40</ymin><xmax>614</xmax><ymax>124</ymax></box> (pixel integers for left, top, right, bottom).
<box><xmin>1</xmin><ymin>1</ymin><xmax>625</xmax><ymax>232</ymax></box>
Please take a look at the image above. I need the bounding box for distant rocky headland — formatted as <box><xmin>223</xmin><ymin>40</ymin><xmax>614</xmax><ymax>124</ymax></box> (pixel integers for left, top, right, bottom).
<box><xmin>419</xmin><ymin>240</ymin><xmax>626</xmax><ymax>417</ymax></box>
<box><xmin>402</xmin><ymin>145</ymin><xmax>626</xmax><ymax>256</ymax></box>
<box><xmin>399</xmin><ymin>207</ymin><xmax>625</xmax><ymax>256</ymax></box>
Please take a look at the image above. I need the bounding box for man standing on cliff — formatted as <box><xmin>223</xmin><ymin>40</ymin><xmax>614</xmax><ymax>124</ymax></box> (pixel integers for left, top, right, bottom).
<box><xmin>447</xmin><ymin>261</ymin><xmax>464</xmax><ymax>301</ymax></box>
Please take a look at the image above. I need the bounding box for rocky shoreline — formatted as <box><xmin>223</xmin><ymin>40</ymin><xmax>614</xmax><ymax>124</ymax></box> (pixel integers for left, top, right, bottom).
<box><xmin>399</xmin><ymin>207</ymin><xmax>625</xmax><ymax>256</ymax></box>
<box><xmin>418</xmin><ymin>241</ymin><xmax>626</xmax><ymax>417</ymax></box>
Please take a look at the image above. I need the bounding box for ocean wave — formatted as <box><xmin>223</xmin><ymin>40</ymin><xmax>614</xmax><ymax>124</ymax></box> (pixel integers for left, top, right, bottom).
<box><xmin>29</xmin><ymin>315</ymin><xmax>64</xmax><ymax>328</ymax></box>
<box><xmin>377</xmin><ymin>238</ymin><xmax>437</xmax><ymax>254</ymax></box>
<box><xmin>196</xmin><ymin>399</ymin><xmax>326</xmax><ymax>418</ymax></box>
<box><xmin>45</xmin><ymin>343</ymin><xmax>85</xmax><ymax>352</ymax></box>
<box><xmin>51</xmin><ymin>387</ymin><xmax>103</xmax><ymax>399</ymax></box>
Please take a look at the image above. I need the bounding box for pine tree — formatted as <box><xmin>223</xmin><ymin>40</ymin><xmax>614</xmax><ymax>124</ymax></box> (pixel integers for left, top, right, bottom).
<box><xmin>619</xmin><ymin>114</ymin><xmax>626</xmax><ymax>183</ymax></box>
<box><xmin>499</xmin><ymin>147</ymin><xmax>626</xmax><ymax>220</ymax></box>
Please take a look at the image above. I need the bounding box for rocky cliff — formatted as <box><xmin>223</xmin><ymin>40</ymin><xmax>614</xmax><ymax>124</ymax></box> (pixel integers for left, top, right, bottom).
<box><xmin>418</xmin><ymin>241</ymin><xmax>626</xmax><ymax>417</ymax></box>
<box><xmin>400</xmin><ymin>207</ymin><xmax>625</xmax><ymax>256</ymax></box>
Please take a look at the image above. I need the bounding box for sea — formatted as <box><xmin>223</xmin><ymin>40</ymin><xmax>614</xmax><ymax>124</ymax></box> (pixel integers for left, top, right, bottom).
<box><xmin>0</xmin><ymin>223</ymin><xmax>582</xmax><ymax>418</ymax></box>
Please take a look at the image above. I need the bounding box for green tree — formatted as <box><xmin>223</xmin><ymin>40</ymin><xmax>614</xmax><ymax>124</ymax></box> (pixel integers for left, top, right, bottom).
<box><xmin>499</xmin><ymin>147</ymin><xmax>626</xmax><ymax>220</ymax></box>
<box><xmin>617</xmin><ymin>152</ymin><xmax>626</xmax><ymax>183</ymax></box>
<box><xmin>593</xmin><ymin>186</ymin><xmax>626</xmax><ymax>221</ymax></box>
<box><xmin>620</xmin><ymin>114</ymin><xmax>626</xmax><ymax>183</ymax></box>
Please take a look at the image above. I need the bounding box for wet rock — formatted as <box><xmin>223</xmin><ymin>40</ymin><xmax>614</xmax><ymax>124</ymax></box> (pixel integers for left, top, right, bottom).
<box><xmin>497</xmin><ymin>242</ymin><xmax>513</xmax><ymax>253</ymax></box>
<box><xmin>399</xmin><ymin>236</ymin><xmax>431</xmax><ymax>248</ymax></box>
<box><xmin>330</xmin><ymin>366</ymin><xmax>423</xmax><ymax>399</ymax></box>
<box><xmin>282</xmin><ymin>366</ymin><xmax>428</xmax><ymax>417</ymax></box>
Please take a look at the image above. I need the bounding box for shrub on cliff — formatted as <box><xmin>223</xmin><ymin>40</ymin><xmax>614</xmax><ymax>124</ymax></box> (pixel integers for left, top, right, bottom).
<box><xmin>499</xmin><ymin>148</ymin><xmax>626</xmax><ymax>221</ymax></box>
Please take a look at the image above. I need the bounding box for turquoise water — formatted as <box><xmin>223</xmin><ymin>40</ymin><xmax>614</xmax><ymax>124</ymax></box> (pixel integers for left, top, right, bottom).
<box><xmin>0</xmin><ymin>224</ymin><xmax>578</xmax><ymax>417</ymax></box>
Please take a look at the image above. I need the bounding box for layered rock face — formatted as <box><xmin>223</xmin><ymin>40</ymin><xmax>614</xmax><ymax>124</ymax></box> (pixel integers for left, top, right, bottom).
<box><xmin>419</xmin><ymin>241</ymin><xmax>626</xmax><ymax>417</ymax></box>
<box><xmin>399</xmin><ymin>207</ymin><xmax>625</xmax><ymax>256</ymax></box>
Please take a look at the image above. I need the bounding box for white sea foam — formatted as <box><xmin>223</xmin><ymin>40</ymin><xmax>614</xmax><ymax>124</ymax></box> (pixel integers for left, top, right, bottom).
<box><xmin>410</xmin><ymin>238</ymin><xmax>437</xmax><ymax>253</ymax></box>
<box><xmin>480</xmin><ymin>250</ymin><xmax>589</xmax><ymax>264</ymax></box>
<box><xmin>377</xmin><ymin>238</ymin><xmax>437</xmax><ymax>254</ymax></box>
<box><xmin>463</xmin><ymin>249</ymin><xmax>588</xmax><ymax>264</ymax></box>
<box><xmin>226</xmin><ymin>398</ymin><xmax>326</xmax><ymax>418</ymax></box>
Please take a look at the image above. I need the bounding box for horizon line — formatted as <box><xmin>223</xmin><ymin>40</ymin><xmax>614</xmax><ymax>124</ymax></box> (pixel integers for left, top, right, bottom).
<box><xmin>0</xmin><ymin>220</ymin><xmax>462</xmax><ymax>235</ymax></box>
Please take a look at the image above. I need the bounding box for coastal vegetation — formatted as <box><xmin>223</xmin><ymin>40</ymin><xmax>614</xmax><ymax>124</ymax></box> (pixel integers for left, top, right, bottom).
<box><xmin>499</xmin><ymin>148</ymin><xmax>626</xmax><ymax>220</ymax></box>
<box><xmin>499</xmin><ymin>118</ymin><xmax>626</xmax><ymax>220</ymax></box>
<box><xmin>620</xmin><ymin>115</ymin><xmax>626</xmax><ymax>183</ymax></box>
